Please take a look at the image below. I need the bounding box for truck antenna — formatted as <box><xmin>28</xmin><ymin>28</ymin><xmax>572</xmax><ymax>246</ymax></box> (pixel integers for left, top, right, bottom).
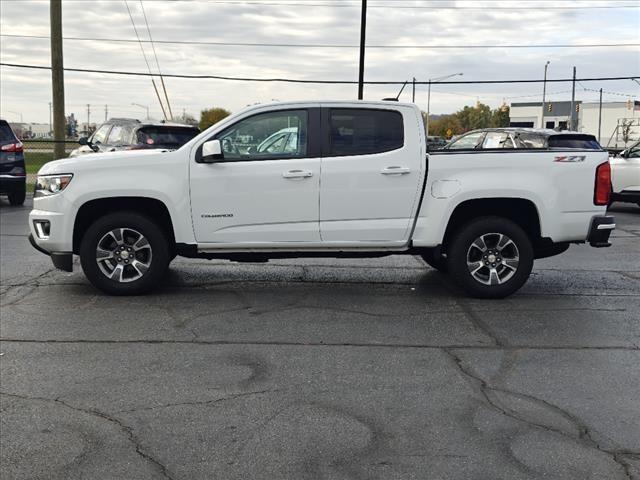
<box><xmin>382</xmin><ymin>80</ymin><xmax>408</xmax><ymax>101</ymax></box>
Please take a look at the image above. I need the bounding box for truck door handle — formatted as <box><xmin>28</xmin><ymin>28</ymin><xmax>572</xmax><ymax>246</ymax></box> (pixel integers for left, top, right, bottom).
<box><xmin>282</xmin><ymin>169</ymin><xmax>313</xmax><ymax>178</ymax></box>
<box><xmin>381</xmin><ymin>166</ymin><xmax>410</xmax><ymax>175</ymax></box>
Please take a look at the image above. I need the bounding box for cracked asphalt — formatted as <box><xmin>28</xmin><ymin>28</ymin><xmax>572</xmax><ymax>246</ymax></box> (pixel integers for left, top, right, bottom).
<box><xmin>1</xmin><ymin>198</ymin><xmax>639</xmax><ymax>480</ymax></box>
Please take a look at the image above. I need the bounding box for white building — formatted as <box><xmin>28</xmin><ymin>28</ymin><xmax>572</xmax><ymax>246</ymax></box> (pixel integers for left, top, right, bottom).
<box><xmin>510</xmin><ymin>100</ymin><xmax>639</xmax><ymax>148</ymax></box>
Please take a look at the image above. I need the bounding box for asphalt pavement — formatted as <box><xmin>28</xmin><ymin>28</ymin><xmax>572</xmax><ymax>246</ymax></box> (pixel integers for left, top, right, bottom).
<box><xmin>1</xmin><ymin>198</ymin><xmax>639</xmax><ymax>479</ymax></box>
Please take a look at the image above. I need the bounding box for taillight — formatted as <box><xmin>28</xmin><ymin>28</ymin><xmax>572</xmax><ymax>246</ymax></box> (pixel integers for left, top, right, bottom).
<box><xmin>0</xmin><ymin>141</ymin><xmax>23</xmax><ymax>153</ymax></box>
<box><xmin>594</xmin><ymin>161</ymin><xmax>611</xmax><ymax>206</ymax></box>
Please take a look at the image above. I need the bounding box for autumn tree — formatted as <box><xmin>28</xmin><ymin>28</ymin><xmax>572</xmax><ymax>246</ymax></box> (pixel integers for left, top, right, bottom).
<box><xmin>423</xmin><ymin>102</ymin><xmax>511</xmax><ymax>139</ymax></box>
<box><xmin>199</xmin><ymin>107</ymin><xmax>231</xmax><ymax>130</ymax></box>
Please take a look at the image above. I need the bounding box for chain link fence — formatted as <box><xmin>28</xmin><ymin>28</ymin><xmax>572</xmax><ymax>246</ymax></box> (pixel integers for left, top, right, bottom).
<box><xmin>23</xmin><ymin>139</ymin><xmax>78</xmax><ymax>184</ymax></box>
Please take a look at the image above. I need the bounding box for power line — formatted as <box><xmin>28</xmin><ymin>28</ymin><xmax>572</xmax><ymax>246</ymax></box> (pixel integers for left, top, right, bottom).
<box><xmin>577</xmin><ymin>81</ymin><xmax>638</xmax><ymax>98</ymax></box>
<box><xmin>123</xmin><ymin>0</ymin><xmax>168</xmax><ymax>119</ymax></box>
<box><xmin>1</xmin><ymin>62</ymin><xmax>637</xmax><ymax>85</ymax></box>
<box><xmin>139</xmin><ymin>0</ymin><xmax>173</xmax><ymax>118</ymax></box>
<box><xmin>140</xmin><ymin>0</ymin><xmax>640</xmax><ymax>8</ymax></box>
<box><xmin>1</xmin><ymin>34</ymin><xmax>637</xmax><ymax>50</ymax></box>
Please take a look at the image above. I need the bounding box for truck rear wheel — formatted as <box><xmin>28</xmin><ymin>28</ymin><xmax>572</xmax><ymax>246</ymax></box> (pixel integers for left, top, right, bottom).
<box><xmin>447</xmin><ymin>216</ymin><xmax>533</xmax><ymax>299</ymax></box>
<box><xmin>80</xmin><ymin>212</ymin><xmax>170</xmax><ymax>295</ymax></box>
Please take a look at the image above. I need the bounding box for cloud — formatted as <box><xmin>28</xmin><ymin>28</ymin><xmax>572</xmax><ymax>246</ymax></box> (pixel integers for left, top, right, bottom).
<box><xmin>0</xmin><ymin>0</ymin><xmax>638</xmax><ymax>123</ymax></box>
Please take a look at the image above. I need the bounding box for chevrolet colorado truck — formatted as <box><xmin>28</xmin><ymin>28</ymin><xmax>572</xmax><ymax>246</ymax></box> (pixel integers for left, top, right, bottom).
<box><xmin>28</xmin><ymin>101</ymin><xmax>614</xmax><ymax>298</ymax></box>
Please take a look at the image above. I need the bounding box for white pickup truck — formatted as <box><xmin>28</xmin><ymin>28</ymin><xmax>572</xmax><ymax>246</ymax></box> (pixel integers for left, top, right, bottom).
<box><xmin>29</xmin><ymin>101</ymin><xmax>615</xmax><ymax>298</ymax></box>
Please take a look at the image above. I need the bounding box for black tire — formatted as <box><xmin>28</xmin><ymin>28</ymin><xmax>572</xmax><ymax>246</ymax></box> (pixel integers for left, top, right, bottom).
<box><xmin>79</xmin><ymin>211</ymin><xmax>170</xmax><ymax>295</ymax></box>
<box><xmin>8</xmin><ymin>185</ymin><xmax>26</xmax><ymax>206</ymax></box>
<box><xmin>447</xmin><ymin>216</ymin><xmax>534</xmax><ymax>299</ymax></box>
<box><xmin>420</xmin><ymin>249</ymin><xmax>448</xmax><ymax>273</ymax></box>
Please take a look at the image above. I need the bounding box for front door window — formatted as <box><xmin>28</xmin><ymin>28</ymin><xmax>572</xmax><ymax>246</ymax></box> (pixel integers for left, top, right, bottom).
<box><xmin>215</xmin><ymin>110</ymin><xmax>308</xmax><ymax>161</ymax></box>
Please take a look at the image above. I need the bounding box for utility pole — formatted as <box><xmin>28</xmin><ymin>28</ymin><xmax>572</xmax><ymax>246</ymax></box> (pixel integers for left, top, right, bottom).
<box><xmin>104</xmin><ymin>104</ymin><xmax>108</xmax><ymax>122</ymax></box>
<box><xmin>86</xmin><ymin>104</ymin><xmax>90</xmax><ymax>133</ymax></box>
<box><xmin>541</xmin><ymin>61</ymin><xmax>550</xmax><ymax>128</ymax></box>
<box><xmin>412</xmin><ymin>77</ymin><xmax>416</xmax><ymax>103</ymax></box>
<box><xmin>50</xmin><ymin>0</ymin><xmax>65</xmax><ymax>158</ymax></box>
<box><xmin>570</xmin><ymin>66</ymin><xmax>577</xmax><ymax>131</ymax></box>
<box><xmin>598</xmin><ymin>88</ymin><xmax>603</xmax><ymax>143</ymax></box>
<box><xmin>357</xmin><ymin>0</ymin><xmax>367</xmax><ymax>100</ymax></box>
<box><xmin>48</xmin><ymin>102</ymin><xmax>52</xmax><ymax>136</ymax></box>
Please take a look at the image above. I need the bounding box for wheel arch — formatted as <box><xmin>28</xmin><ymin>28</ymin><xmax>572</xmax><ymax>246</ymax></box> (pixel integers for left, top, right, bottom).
<box><xmin>73</xmin><ymin>197</ymin><xmax>176</xmax><ymax>254</ymax></box>
<box><xmin>441</xmin><ymin>198</ymin><xmax>542</xmax><ymax>253</ymax></box>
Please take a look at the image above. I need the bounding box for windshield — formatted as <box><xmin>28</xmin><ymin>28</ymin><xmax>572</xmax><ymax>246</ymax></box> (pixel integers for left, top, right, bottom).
<box><xmin>136</xmin><ymin>126</ymin><xmax>200</xmax><ymax>148</ymax></box>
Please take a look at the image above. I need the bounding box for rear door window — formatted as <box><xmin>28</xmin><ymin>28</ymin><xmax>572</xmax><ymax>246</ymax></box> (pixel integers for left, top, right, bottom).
<box><xmin>137</xmin><ymin>127</ymin><xmax>199</xmax><ymax>148</ymax></box>
<box><xmin>328</xmin><ymin>109</ymin><xmax>404</xmax><ymax>156</ymax></box>
<box><xmin>482</xmin><ymin>132</ymin><xmax>514</xmax><ymax>149</ymax></box>
<box><xmin>106</xmin><ymin>125</ymin><xmax>132</xmax><ymax>146</ymax></box>
<box><xmin>515</xmin><ymin>133</ymin><xmax>546</xmax><ymax>148</ymax></box>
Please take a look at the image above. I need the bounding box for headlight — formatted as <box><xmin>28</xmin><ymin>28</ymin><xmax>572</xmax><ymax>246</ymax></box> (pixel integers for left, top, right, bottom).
<box><xmin>35</xmin><ymin>174</ymin><xmax>73</xmax><ymax>197</ymax></box>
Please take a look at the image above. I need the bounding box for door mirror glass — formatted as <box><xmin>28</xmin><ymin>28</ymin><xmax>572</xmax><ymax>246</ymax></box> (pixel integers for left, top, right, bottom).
<box><xmin>201</xmin><ymin>139</ymin><xmax>223</xmax><ymax>162</ymax></box>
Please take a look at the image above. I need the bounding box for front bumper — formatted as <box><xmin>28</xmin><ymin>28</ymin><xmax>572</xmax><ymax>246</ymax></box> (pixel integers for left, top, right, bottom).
<box><xmin>28</xmin><ymin>233</ymin><xmax>73</xmax><ymax>272</ymax></box>
<box><xmin>587</xmin><ymin>216</ymin><xmax>615</xmax><ymax>248</ymax></box>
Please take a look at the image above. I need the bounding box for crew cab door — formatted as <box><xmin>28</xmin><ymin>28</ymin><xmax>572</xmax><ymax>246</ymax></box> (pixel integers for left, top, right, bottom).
<box><xmin>190</xmin><ymin>108</ymin><xmax>321</xmax><ymax>245</ymax></box>
<box><xmin>319</xmin><ymin>106</ymin><xmax>425</xmax><ymax>243</ymax></box>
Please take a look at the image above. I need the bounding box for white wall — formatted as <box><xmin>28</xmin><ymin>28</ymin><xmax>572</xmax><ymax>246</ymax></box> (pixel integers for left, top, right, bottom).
<box><xmin>510</xmin><ymin>105</ymin><xmax>543</xmax><ymax>127</ymax></box>
<box><xmin>580</xmin><ymin>102</ymin><xmax>639</xmax><ymax>147</ymax></box>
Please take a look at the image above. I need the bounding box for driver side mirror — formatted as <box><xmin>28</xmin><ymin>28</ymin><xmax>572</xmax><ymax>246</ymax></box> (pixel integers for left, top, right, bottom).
<box><xmin>78</xmin><ymin>136</ymin><xmax>89</xmax><ymax>145</ymax></box>
<box><xmin>200</xmin><ymin>139</ymin><xmax>224</xmax><ymax>163</ymax></box>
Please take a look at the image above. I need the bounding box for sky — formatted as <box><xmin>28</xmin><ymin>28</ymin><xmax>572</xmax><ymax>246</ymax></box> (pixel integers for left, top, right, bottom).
<box><xmin>0</xmin><ymin>0</ymin><xmax>639</xmax><ymax>125</ymax></box>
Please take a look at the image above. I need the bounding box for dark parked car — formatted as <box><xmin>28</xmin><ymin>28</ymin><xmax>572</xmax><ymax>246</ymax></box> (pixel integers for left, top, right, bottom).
<box><xmin>426</xmin><ymin>135</ymin><xmax>447</xmax><ymax>150</ymax></box>
<box><xmin>0</xmin><ymin>119</ymin><xmax>26</xmax><ymax>206</ymax></box>
<box><xmin>69</xmin><ymin>118</ymin><xmax>200</xmax><ymax>157</ymax></box>
<box><xmin>443</xmin><ymin>128</ymin><xmax>602</xmax><ymax>151</ymax></box>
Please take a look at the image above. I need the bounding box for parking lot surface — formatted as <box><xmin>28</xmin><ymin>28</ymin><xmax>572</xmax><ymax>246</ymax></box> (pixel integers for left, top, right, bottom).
<box><xmin>1</xmin><ymin>198</ymin><xmax>639</xmax><ymax>479</ymax></box>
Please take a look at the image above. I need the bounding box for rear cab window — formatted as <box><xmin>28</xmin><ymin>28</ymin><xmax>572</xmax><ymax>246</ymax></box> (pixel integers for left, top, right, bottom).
<box><xmin>328</xmin><ymin>109</ymin><xmax>403</xmax><ymax>156</ymax></box>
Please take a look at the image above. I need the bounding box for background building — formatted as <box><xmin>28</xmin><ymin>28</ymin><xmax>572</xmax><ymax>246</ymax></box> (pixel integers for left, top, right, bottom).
<box><xmin>510</xmin><ymin>100</ymin><xmax>640</xmax><ymax>148</ymax></box>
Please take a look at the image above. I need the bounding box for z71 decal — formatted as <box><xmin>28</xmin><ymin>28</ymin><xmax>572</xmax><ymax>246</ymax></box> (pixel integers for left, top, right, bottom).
<box><xmin>554</xmin><ymin>155</ymin><xmax>586</xmax><ymax>163</ymax></box>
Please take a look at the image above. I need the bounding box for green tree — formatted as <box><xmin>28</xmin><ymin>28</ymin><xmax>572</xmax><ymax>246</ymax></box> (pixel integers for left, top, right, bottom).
<box><xmin>491</xmin><ymin>104</ymin><xmax>510</xmax><ymax>128</ymax></box>
<box><xmin>457</xmin><ymin>103</ymin><xmax>493</xmax><ymax>131</ymax></box>
<box><xmin>199</xmin><ymin>107</ymin><xmax>231</xmax><ymax>130</ymax></box>
<box><xmin>424</xmin><ymin>102</ymin><xmax>511</xmax><ymax>138</ymax></box>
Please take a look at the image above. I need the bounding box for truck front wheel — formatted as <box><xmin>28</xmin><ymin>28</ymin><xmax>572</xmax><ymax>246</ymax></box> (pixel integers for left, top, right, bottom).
<box><xmin>447</xmin><ymin>216</ymin><xmax>534</xmax><ymax>299</ymax></box>
<box><xmin>79</xmin><ymin>212</ymin><xmax>170</xmax><ymax>295</ymax></box>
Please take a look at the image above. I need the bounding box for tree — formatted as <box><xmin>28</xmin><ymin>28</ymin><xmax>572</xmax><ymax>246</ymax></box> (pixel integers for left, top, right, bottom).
<box><xmin>424</xmin><ymin>102</ymin><xmax>512</xmax><ymax>138</ymax></box>
<box><xmin>491</xmin><ymin>104</ymin><xmax>510</xmax><ymax>128</ymax></box>
<box><xmin>199</xmin><ymin>108</ymin><xmax>231</xmax><ymax>130</ymax></box>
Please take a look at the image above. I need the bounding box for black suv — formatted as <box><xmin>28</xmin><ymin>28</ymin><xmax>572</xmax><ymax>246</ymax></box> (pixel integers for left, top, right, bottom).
<box><xmin>0</xmin><ymin>119</ymin><xmax>26</xmax><ymax>206</ymax></box>
<box><xmin>70</xmin><ymin>118</ymin><xmax>200</xmax><ymax>157</ymax></box>
<box><xmin>443</xmin><ymin>128</ymin><xmax>602</xmax><ymax>151</ymax></box>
